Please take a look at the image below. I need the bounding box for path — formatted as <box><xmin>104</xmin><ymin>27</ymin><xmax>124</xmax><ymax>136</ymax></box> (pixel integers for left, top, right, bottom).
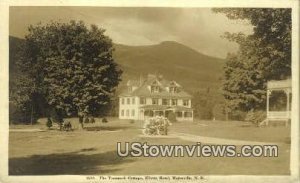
<box><xmin>9</xmin><ymin>129</ymin><xmax>46</xmax><ymax>132</ymax></box>
<box><xmin>170</xmin><ymin>132</ymin><xmax>278</xmax><ymax>145</ymax></box>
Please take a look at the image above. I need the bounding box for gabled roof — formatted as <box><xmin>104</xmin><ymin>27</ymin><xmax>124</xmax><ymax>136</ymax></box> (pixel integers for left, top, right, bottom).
<box><xmin>150</xmin><ymin>79</ymin><xmax>162</xmax><ymax>86</ymax></box>
<box><xmin>119</xmin><ymin>74</ymin><xmax>192</xmax><ymax>98</ymax></box>
<box><xmin>127</xmin><ymin>80</ymin><xmax>141</xmax><ymax>86</ymax></box>
<box><xmin>167</xmin><ymin>81</ymin><xmax>181</xmax><ymax>87</ymax></box>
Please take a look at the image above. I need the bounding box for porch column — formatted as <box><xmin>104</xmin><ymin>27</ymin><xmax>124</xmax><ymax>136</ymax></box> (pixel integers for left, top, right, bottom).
<box><xmin>285</xmin><ymin>89</ymin><xmax>290</xmax><ymax>113</ymax></box>
<box><xmin>266</xmin><ymin>89</ymin><xmax>271</xmax><ymax>126</ymax></box>
<box><xmin>285</xmin><ymin>89</ymin><xmax>290</xmax><ymax>127</ymax></box>
<box><xmin>182</xmin><ymin>111</ymin><xmax>184</xmax><ymax>120</ymax></box>
<box><xmin>140</xmin><ymin>109</ymin><xmax>144</xmax><ymax>120</ymax></box>
<box><xmin>192</xmin><ymin>110</ymin><xmax>194</xmax><ymax>121</ymax></box>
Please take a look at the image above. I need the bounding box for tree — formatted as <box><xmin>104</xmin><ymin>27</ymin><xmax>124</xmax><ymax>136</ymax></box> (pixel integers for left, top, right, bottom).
<box><xmin>9</xmin><ymin>73</ymin><xmax>39</xmax><ymax>124</ymax></box>
<box><xmin>17</xmin><ymin>20</ymin><xmax>122</xmax><ymax>126</ymax></box>
<box><xmin>192</xmin><ymin>88</ymin><xmax>214</xmax><ymax>120</ymax></box>
<box><xmin>213</xmin><ymin>8</ymin><xmax>291</xmax><ymax>111</ymax></box>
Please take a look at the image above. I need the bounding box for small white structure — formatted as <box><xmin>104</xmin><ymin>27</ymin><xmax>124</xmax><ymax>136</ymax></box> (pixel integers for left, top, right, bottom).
<box><xmin>265</xmin><ymin>79</ymin><xmax>291</xmax><ymax>126</ymax></box>
<box><xmin>119</xmin><ymin>74</ymin><xmax>193</xmax><ymax>121</ymax></box>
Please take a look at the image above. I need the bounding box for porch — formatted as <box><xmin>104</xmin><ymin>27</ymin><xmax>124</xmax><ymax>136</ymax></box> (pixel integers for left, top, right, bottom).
<box><xmin>264</xmin><ymin>79</ymin><xmax>292</xmax><ymax>126</ymax></box>
<box><xmin>139</xmin><ymin>105</ymin><xmax>193</xmax><ymax>121</ymax></box>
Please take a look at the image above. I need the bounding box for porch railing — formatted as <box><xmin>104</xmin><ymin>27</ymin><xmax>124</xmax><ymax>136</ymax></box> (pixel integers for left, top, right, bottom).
<box><xmin>267</xmin><ymin>111</ymin><xmax>291</xmax><ymax>119</ymax></box>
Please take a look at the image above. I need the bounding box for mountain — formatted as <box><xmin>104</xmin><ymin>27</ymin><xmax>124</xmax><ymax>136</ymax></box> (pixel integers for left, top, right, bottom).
<box><xmin>114</xmin><ymin>41</ymin><xmax>225</xmax><ymax>93</ymax></box>
<box><xmin>9</xmin><ymin>36</ymin><xmax>225</xmax><ymax>94</ymax></box>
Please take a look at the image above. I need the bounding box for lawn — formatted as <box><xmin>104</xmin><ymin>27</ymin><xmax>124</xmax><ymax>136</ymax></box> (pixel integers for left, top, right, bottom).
<box><xmin>9</xmin><ymin>118</ymin><xmax>291</xmax><ymax>175</ymax></box>
<box><xmin>169</xmin><ymin>120</ymin><xmax>291</xmax><ymax>143</ymax></box>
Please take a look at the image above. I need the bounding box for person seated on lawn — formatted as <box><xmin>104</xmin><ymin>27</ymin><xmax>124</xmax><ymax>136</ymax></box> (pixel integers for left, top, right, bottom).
<box><xmin>63</xmin><ymin>121</ymin><xmax>72</xmax><ymax>131</ymax></box>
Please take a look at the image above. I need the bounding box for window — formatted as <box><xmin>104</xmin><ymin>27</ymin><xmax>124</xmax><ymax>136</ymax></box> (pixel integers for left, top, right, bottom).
<box><xmin>176</xmin><ymin>111</ymin><xmax>183</xmax><ymax>117</ymax></box>
<box><xmin>121</xmin><ymin>110</ymin><xmax>124</xmax><ymax>116</ymax></box>
<box><xmin>184</xmin><ymin>112</ymin><xmax>192</xmax><ymax>117</ymax></box>
<box><xmin>131</xmin><ymin>109</ymin><xmax>135</xmax><ymax>117</ymax></box>
<box><xmin>126</xmin><ymin>109</ymin><xmax>129</xmax><ymax>116</ymax></box>
<box><xmin>171</xmin><ymin>99</ymin><xmax>177</xmax><ymax>106</ymax></box>
<box><xmin>169</xmin><ymin>87</ymin><xmax>177</xmax><ymax>93</ymax></box>
<box><xmin>140</xmin><ymin>97</ymin><xmax>146</xmax><ymax>105</ymax></box>
<box><xmin>128</xmin><ymin>86</ymin><xmax>132</xmax><ymax>92</ymax></box>
<box><xmin>183</xmin><ymin>100</ymin><xmax>189</xmax><ymax>106</ymax></box>
<box><xmin>151</xmin><ymin>86</ymin><xmax>160</xmax><ymax>93</ymax></box>
<box><xmin>152</xmin><ymin>98</ymin><xmax>159</xmax><ymax>105</ymax></box>
<box><xmin>127</xmin><ymin>98</ymin><xmax>130</xmax><ymax>105</ymax></box>
<box><xmin>132</xmin><ymin>98</ymin><xmax>135</xmax><ymax>104</ymax></box>
<box><xmin>121</xmin><ymin>98</ymin><xmax>125</xmax><ymax>105</ymax></box>
<box><xmin>162</xmin><ymin>99</ymin><xmax>169</xmax><ymax>105</ymax></box>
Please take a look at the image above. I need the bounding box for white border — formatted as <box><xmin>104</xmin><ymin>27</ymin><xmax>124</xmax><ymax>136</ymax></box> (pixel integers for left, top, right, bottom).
<box><xmin>0</xmin><ymin>0</ymin><xmax>299</xmax><ymax>183</ymax></box>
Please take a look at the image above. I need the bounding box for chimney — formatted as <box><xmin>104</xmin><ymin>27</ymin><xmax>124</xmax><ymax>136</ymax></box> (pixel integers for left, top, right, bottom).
<box><xmin>158</xmin><ymin>74</ymin><xmax>163</xmax><ymax>81</ymax></box>
<box><xmin>139</xmin><ymin>75</ymin><xmax>144</xmax><ymax>86</ymax></box>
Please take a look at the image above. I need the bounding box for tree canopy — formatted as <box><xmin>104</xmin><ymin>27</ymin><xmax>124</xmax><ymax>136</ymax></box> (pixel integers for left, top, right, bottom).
<box><xmin>213</xmin><ymin>8</ymin><xmax>291</xmax><ymax>111</ymax></box>
<box><xmin>15</xmin><ymin>20</ymin><xmax>122</xmax><ymax>119</ymax></box>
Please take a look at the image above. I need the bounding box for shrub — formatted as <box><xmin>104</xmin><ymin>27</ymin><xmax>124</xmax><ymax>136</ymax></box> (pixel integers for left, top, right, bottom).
<box><xmin>102</xmin><ymin>117</ymin><xmax>108</xmax><ymax>123</ymax></box>
<box><xmin>90</xmin><ymin>117</ymin><xmax>95</xmax><ymax>123</ymax></box>
<box><xmin>230</xmin><ymin>110</ymin><xmax>247</xmax><ymax>121</ymax></box>
<box><xmin>167</xmin><ymin>112</ymin><xmax>177</xmax><ymax>122</ymax></box>
<box><xmin>84</xmin><ymin>117</ymin><xmax>90</xmax><ymax>123</ymax></box>
<box><xmin>79</xmin><ymin>115</ymin><xmax>84</xmax><ymax>123</ymax></box>
<box><xmin>143</xmin><ymin>116</ymin><xmax>172</xmax><ymax>135</ymax></box>
<box><xmin>46</xmin><ymin>118</ymin><xmax>52</xmax><ymax>129</ymax></box>
<box><xmin>245</xmin><ymin>110</ymin><xmax>266</xmax><ymax>125</ymax></box>
<box><xmin>212</xmin><ymin>104</ymin><xmax>227</xmax><ymax>120</ymax></box>
<box><xmin>199</xmin><ymin>107</ymin><xmax>213</xmax><ymax>120</ymax></box>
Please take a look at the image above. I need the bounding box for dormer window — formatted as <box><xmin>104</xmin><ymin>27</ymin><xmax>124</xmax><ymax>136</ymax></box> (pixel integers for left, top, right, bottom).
<box><xmin>168</xmin><ymin>81</ymin><xmax>180</xmax><ymax>93</ymax></box>
<box><xmin>150</xmin><ymin>80</ymin><xmax>161</xmax><ymax>93</ymax></box>
<box><xmin>169</xmin><ymin>86</ymin><xmax>177</xmax><ymax>93</ymax></box>
<box><xmin>151</xmin><ymin>86</ymin><xmax>160</xmax><ymax>93</ymax></box>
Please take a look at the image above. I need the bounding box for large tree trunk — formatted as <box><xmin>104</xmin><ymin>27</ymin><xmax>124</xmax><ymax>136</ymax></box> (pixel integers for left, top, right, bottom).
<box><xmin>78</xmin><ymin>115</ymin><xmax>84</xmax><ymax>130</ymax></box>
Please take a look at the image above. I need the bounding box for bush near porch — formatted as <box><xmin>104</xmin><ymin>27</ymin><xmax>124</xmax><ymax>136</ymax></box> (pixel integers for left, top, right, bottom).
<box><xmin>143</xmin><ymin>116</ymin><xmax>172</xmax><ymax>135</ymax></box>
<box><xmin>245</xmin><ymin>110</ymin><xmax>266</xmax><ymax>125</ymax></box>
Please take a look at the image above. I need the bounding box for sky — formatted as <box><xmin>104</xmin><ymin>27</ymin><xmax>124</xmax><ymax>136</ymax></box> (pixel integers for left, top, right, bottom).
<box><xmin>9</xmin><ymin>6</ymin><xmax>253</xmax><ymax>59</ymax></box>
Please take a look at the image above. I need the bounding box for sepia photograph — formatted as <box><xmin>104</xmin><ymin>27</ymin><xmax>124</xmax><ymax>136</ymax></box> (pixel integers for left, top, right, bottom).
<box><xmin>0</xmin><ymin>0</ymin><xmax>299</xmax><ymax>183</ymax></box>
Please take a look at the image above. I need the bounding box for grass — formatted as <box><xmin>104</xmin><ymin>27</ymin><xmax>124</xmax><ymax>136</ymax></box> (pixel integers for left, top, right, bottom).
<box><xmin>9</xmin><ymin>118</ymin><xmax>290</xmax><ymax>175</ymax></box>
<box><xmin>169</xmin><ymin>120</ymin><xmax>291</xmax><ymax>143</ymax></box>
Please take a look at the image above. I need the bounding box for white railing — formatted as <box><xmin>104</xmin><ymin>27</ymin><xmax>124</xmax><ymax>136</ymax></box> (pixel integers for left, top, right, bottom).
<box><xmin>267</xmin><ymin>111</ymin><xmax>291</xmax><ymax>119</ymax></box>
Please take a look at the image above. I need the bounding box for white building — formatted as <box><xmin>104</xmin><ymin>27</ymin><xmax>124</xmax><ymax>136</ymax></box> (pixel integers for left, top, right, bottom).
<box><xmin>119</xmin><ymin>74</ymin><xmax>193</xmax><ymax>121</ymax></box>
